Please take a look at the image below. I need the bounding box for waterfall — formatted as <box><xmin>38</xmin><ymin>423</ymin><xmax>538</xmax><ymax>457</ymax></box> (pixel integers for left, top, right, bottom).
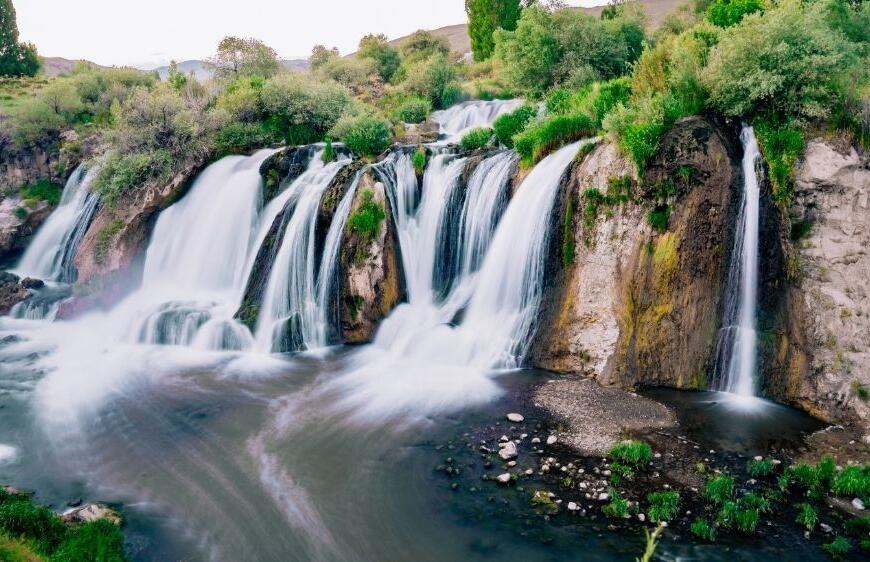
<box><xmin>15</xmin><ymin>164</ymin><xmax>100</xmax><ymax>283</ymax></box>
<box><xmin>712</xmin><ymin>125</ymin><xmax>762</xmax><ymax>396</ymax></box>
<box><xmin>430</xmin><ymin>99</ymin><xmax>523</xmax><ymax>144</ymax></box>
<box><xmin>252</xmin><ymin>155</ymin><xmax>351</xmax><ymax>352</ymax></box>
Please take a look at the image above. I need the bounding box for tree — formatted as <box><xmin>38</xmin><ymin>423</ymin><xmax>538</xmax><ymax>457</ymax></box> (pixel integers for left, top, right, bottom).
<box><xmin>0</xmin><ymin>0</ymin><xmax>40</xmax><ymax>77</ymax></box>
<box><xmin>309</xmin><ymin>44</ymin><xmax>339</xmax><ymax>70</ymax></box>
<box><xmin>358</xmin><ymin>34</ymin><xmax>401</xmax><ymax>82</ymax></box>
<box><xmin>465</xmin><ymin>0</ymin><xmax>523</xmax><ymax>61</ymax></box>
<box><xmin>207</xmin><ymin>36</ymin><xmax>280</xmax><ymax>80</ymax></box>
<box><xmin>167</xmin><ymin>60</ymin><xmax>188</xmax><ymax>90</ymax></box>
<box><xmin>400</xmin><ymin>30</ymin><xmax>450</xmax><ymax>63</ymax></box>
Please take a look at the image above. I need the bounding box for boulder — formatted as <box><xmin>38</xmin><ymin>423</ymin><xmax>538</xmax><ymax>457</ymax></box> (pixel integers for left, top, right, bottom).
<box><xmin>0</xmin><ymin>272</ymin><xmax>30</xmax><ymax>315</ymax></box>
<box><xmin>61</xmin><ymin>503</ymin><xmax>122</xmax><ymax>526</ymax></box>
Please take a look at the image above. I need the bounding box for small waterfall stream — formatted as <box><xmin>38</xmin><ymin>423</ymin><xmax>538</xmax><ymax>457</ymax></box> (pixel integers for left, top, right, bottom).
<box><xmin>712</xmin><ymin>125</ymin><xmax>762</xmax><ymax>396</ymax></box>
<box><xmin>15</xmin><ymin>164</ymin><xmax>100</xmax><ymax>283</ymax></box>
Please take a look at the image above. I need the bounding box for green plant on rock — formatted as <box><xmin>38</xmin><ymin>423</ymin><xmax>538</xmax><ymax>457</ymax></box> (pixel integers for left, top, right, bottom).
<box><xmin>690</xmin><ymin>518</ymin><xmax>716</xmax><ymax>541</ymax></box>
<box><xmin>513</xmin><ymin>113</ymin><xmax>596</xmax><ymax>166</ymax></box>
<box><xmin>412</xmin><ymin>147</ymin><xmax>427</xmax><ymax>176</ymax></box>
<box><xmin>332</xmin><ymin>113</ymin><xmax>392</xmax><ymax>158</ymax></box>
<box><xmin>492</xmin><ymin>104</ymin><xmax>536</xmax><ymax>148</ymax></box>
<box><xmin>562</xmin><ymin>195</ymin><xmax>575</xmax><ymax>266</ymax></box>
<box><xmin>348</xmin><ymin>190</ymin><xmax>386</xmax><ymax>241</ymax></box>
<box><xmin>459</xmin><ymin>127</ymin><xmax>493</xmax><ymax>150</ymax></box>
<box><xmin>852</xmin><ymin>380</ymin><xmax>869</xmax><ymax>401</ymax></box>
<box><xmin>609</xmin><ymin>440</ymin><xmax>652</xmax><ymax>470</ymax></box>
<box><xmin>602</xmin><ymin>488</ymin><xmax>632</xmax><ymax>518</ymax></box>
<box><xmin>753</xmin><ymin>117</ymin><xmax>804</xmax><ymax>204</ymax></box>
<box><xmin>322</xmin><ymin>137</ymin><xmax>335</xmax><ymax>163</ymax></box>
<box><xmin>832</xmin><ymin>464</ymin><xmax>870</xmax><ymax>500</ymax></box>
<box><xmin>19</xmin><ymin>179</ymin><xmax>62</xmax><ymax>206</ymax></box>
<box><xmin>394</xmin><ymin>96</ymin><xmax>432</xmax><ymax>124</ymax></box>
<box><xmin>646</xmin><ymin>490</ymin><xmax>680</xmax><ymax>522</ymax></box>
<box><xmin>796</xmin><ymin>503</ymin><xmax>818</xmax><ymax>532</ymax></box>
<box><xmin>647</xmin><ymin>206</ymin><xmax>670</xmax><ymax>232</ymax></box>
<box><xmin>94</xmin><ymin>220</ymin><xmax>125</xmax><ymax>266</ymax></box>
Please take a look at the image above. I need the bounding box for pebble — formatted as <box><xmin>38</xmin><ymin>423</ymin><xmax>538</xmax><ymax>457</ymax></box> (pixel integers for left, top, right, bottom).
<box><xmin>568</xmin><ymin>502</ymin><xmax>579</xmax><ymax>511</ymax></box>
<box><xmin>525</xmin><ymin>469</ymin><xmax>534</xmax><ymax>476</ymax></box>
<box><xmin>637</xmin><ymin>513</ymin><xmax>646</xmax><ymax>522</ymax></box>
<box><xmin>853</xmin><ymin>498</ymin><xmax>866</xmax><ymax>510</ymax></box>
<box><xmin>498</xmin><ymin>441</ymin><xmax>518</xmax><ymax>460</ymax></box>
<box><xmin>507</xmin><ymin>413</ymin><xmax>524</xmax><ymax>423</ymax></box>
<box><xmin>496</xmin><ymin>473</ymin><xmax>512</xmax><ymax>484</ymax></box>
<box><xmin>507</xmin><ymin>461</ymin><xmax>517</xmax><ymax>467</ymax></box>
<box><xmin>531</xmin><ymin>437</ymin><xmax>541</xmax><ymax>444</ymax></box>
<box><xmin>820</xmin><ymin>523</ymin><xmax>833</xmax><ymax>533</ymax></box>
<box><xmin>754</xmin><ymin>455</ymin><xmax>763</xmax><ymax>461</ymax></box>
<box><xmin>546</xmin><ymin>435</ymin><xmax>557</xmax><ymax>445</ymax></box>
<box><xmin>598</xmin><ymin>492</ymin><xmax>610</xmax><ymax>502</ymax></box>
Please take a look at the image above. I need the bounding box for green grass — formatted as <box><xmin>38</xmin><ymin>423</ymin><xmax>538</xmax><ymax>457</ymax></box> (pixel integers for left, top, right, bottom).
<box><xmin>753</xmin><ymin>116</ymin><xmax>804</xmax><ymax>204</ymax></box>
<box><xmin>747</xmin><ymin>458</ymin><xmax>775</xmax><ymax>478</ymax></box>
<box><xmin>796</xmin><ymin>503</ymin><xmax>818</xmax><ymax>531</ymax></box>
<box><xmin>832</xmin><ymin>464</ymin><xmax>870</xmax><ymax>499</ymax></box>
<box><xmin>412</xmin><ymin>147</ymin><xmax>427</xmax><ymax>175</ymax></box>
<box><xmin>562</xmin><ymin>195</ymin><xmax>575</xmax><ymax>266</ymax></box>
<box><xmin>348</xmin><ymin>190</ymin><xmax>386</xmax><ymax>241</ymax></box>
<box><xmin>492</xmin><ymin>104</ymin><xmax>536</xmax><ymax>148</ymax></box>
<box><xmin>646</xmin><ymin>490</ymin><xmax>680</xmax><ymax>522</ymax></box>
<box><xmin>608</xmin><ymin>440</ymin><xmax>652</xmax><ymax>470</ymax></box>
<box><xmin>322</xmin><ymin>138</ymin><xmax>335</xmax><ymax>163</ymax></box>
<box><xmin>513</xmin><ymin>113</ymin><xmax>596</xmax><ymax>166</ymax></box>
<box><xmin>704</xmin><ymin>475</ymin><xmax>734</xmax><ymax>505</ymax></box>
<box><xmin>19</xmin><ymin>180</ymin><xmax>63</xmax><ymax>206</ymax></box>
<box><xmin>0</xmin><ymin>77</ymin><xmax>51</xmax><ymax>112</ymax></box>
<box><xmin>647</xmin><ymin>206</ymin><xmax>670</xmax><ymax>232</ymax></box>
<box><xmin>602</xmin><ymin>488</ymin><xmax>631</xmax><ymax>518</ymax></box>
<box><xmin>459</xmin><ymin>127</ymin><xmax>493</xmax><ymax>151</ymax></box>
<box><xmin>822</xmin><ymin>536</ymin><xmax>852</xmax><ymax>559</ymax></box>
<box><xmin>690</xmin><ymin>518</ymin><xmax>716</xmax><ymax>541</ymax></box>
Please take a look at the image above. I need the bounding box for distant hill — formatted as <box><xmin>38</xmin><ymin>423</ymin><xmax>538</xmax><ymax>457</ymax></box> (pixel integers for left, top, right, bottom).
<box><xmin>150</xmin><ymin>58</ymin><xmax>309</xmax><ymax>81</ymax></box>
<box><xmin>40</xmin><ymin>56</ymin><xmax>108</xmax><ymax>77</ymax></box>
<box><xmin>389</xmin><ymin>0</ymin><xmax>683</xmax><ymax>55</ymax></box>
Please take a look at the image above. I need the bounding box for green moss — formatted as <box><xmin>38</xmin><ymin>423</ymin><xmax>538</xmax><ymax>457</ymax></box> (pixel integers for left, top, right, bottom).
<box><xmin>647</xmin><ymin>205</ymin><xmax>671</xmax><ymax>232</ymax></box>
<box><xmin>562</xmin><ymin>195</ymin><xmax>575</xmax><ymax>266</ymax></box>
<box><xmin>348</xmin><ymin>190</ymin><xmax>386</xmax><ymax>241</ymax></box>
<box><xmin>94</xmin><ymin>220</ymin><xmax>125</xmax><ymax>266</ymax></box>
<box><xmin>20</xmin><ymin>180</ymin><xmax>63</xmax><ymax>206</ymax></box>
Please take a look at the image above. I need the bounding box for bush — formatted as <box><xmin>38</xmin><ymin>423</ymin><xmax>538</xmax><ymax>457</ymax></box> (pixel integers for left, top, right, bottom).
<box><xmin>412</xmin><ymin>146</ymin><xmax>427</xmax><ymax>175</ymax></box>
<box><xmin>94</xmin><ymin>150</ymin><xmax>172</xmax><ymax>207</ymax></box>
<box><xmin>704</xmin><ymin>475</ymin><xmax>734</xmax><ymax>505</ymax></box>
<box><xmin>358</xmin><ymin>34</ymin><xmax>402</xmax><ymax>82</ymax></box>
<box><xmin>493</xmin><ymin>104</ymin><xmax>536</xmax><ymax>148</ymax></box>
<box><xmin>823</xmin><ymin>536</ymin><xmax>852</xmax><ymax>559</ymax></box>
<box><xmin>260</xmin><ymin>73</ymin><xmax>351</xmax><ymax>145</ymax></box>
<box><xmin>706</xmin><ymin>0</ymin><xmax>764</xmax><ymax>27</ymax></box>
<box><xmin>753</xmin><ymin>118</ymin><xmax>804</xmax><ymax>203</ymax></box>
<box><xmin>20</xmin><ymin>179</ymin><xmax>62</xmax><ymax>206</ymax></box>
<box><xmin>647</xmin><ymin>206</ymin><xmax>671</xmax><ymax>232</ymax></box>
<box><xmin>460</xmin><ymin>127</ymin><xmax>493</xmax><ymax>150</ymax></box>
<box><xmin>402</xmin><ymin>53</ymin><xmax>461</xmax><ymax>110</ymax></box>
<box><xmin>214</xmin><ymin>121</ymin><xmax>276</xmax><ymax>155</ymax></box>
<box><xmin>333</xmin><ymin>113</ymin><xmax>392</xmax><ymax>158</ymax></box>
<box><xmin>796</xmin><ymin>503</ymin><xmax>818</xmax><ymax>531</ymax></box>
<box><xmin>602</xmin><ymin>488</ymin><xmax>631</xmax><ymax>518</ymax></box>
<box><xmin>608</xmin><ymin>440</ymin><xmax>652</xmax><ymax>469</ymax></box>
<box><xmin>832</xmin><ymin>465</ymin><xmax>870</xmax><ymax>499</ymax></box>
<box><xmin>394</xmin><ymin>96</ymin><xmax>432</xmax><ymax>123</ymax></box>
<box><xmin>647</xmin><ymin>490</ymin><xmax>680</xmax><ymax>522</ymax></box>
<box><xmin>513</xmin><ymin>113</ymin><xmax>596</xmax><ymax>165</ymax></box>
<box><xmin>747</xmin><ymin>458</ymin><xmax>774</xmax><ymax>478</ymax></box>
<box><xmin>691</xmin><ymin>518</ymin><xmax>716</xmax><ymax>541</ymax></box>
<box><xmin>348</xmin><ymin>189</ymin><xmax>386</xmax><ymax>240</ymax></box>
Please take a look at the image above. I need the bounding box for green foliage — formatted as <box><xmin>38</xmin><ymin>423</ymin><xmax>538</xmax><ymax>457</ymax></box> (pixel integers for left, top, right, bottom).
<box><xmin>796</xmin><ymin>503</ymin><xmax>818</xmax><ymax>531</ymax></box>
<box><xmin>646</xmin><ymin>490</ymin><xmax>680</xmax><ymax>522</ymax></box>
<box><xmin>19</xmin><ymin>179</ymin><xmax>62</xmax><ymax>206</ymax></box>
<box><xmin>747</xmin><ymin>458</ymin><xmax>774</xmax><ymax>478</ymax></box>
<box><xmin>690</xmin><ymin>518</ymin><xmax>716</xmax><ymax>541</ymax></box>
<box><xmin>332</xmin><ymin>112</ymin><xmax>392</xmax><ymax>158</ymax></box>
<box><xmin>845</xmin><ymin>516</ymin><xmax>870</xmax><ymax>539</ymax></box>
<box><xmin>94</xmin><ymin>150</ymin><xmax>172</xmax><ymax>207</ymax></box>
<box><xmin>790</xmin><ymin>220</ymin><xmax>813</xmax><ymax>241</ymax></box>
<box><xmin>348</xmin><ymin>189</ymin><xmax>386</xmax><ymax>240</ymax></box>
<box><xmin>494</xmin><ymin>5</ymin><xmax>645</xmax><ymax>95</ymax></box>
<box><xmin>562</xmin><ymin>195</ymin><xmax>574</xmax><ymax>266</ymax></box>
<box><xmin>822</xmin><ymin>536</ymin><xmax>852</xmax><ymax>559</ymax></box>
<box><xmin>704</xmin><ymin>475</ymin><xmax>734</xmax><ymax>505</ymax></box>
<box><xmin>602</xmin><ymin>488</ymin><xmax>631</xmax><ymax>518</ymax></box>
<box><xmin>647</xmin><ymin>206</ymin><xmax>671</xmax><ymax>232</ymax></box>
<box><xmin>492</xmin><ymin>104</ymin><xmax>536</xmax><ymax>148</ymax></box>
<box><xmin>50</xmin><ymin>519</ymin><xmax>125</xmax><ymax>562</ymax></box>
<box><xmin>316</xmin><ymin>57</ymin><xmax>377</xmax><ymax>91</ymax></box>
<box><xmin>394</xmin><ymin>96</ymin><xmax>432</xmax><ymax>123</ymax></box>
<box><xmin>166</xmin><ymin>61</ymin><xmax>187</xmax><ymax>91</ymax></box>
<box><xmin>702</xmin><ymin>0</ymin><xmax>859</xmax><ymax>123</ymax></box>
<box><xmin>716</xmin><ymin>494</ymin><xmax>765</xmax><ymax>534</ymax></box>
<box><xmin>0</xmin><ymin>0</ymin><xmax>40</xmax><ymax>77</ymax></box>
<box><xmin>513</xmin><ymin>113</ymin><xmax>596</xmax><ymax>166</ymax></box>
<box><xmin>466</xmin><ymin>0</ymin><xmax>523</xmax><ymax>61</ymax></box>
<box><xmin>94</xmin><ymin>220</ymin><xmax>125</xmax><ymax>265</ymax></box>
<box><xmin>854</xmin><ymin>380</ymin><xmax>870</xmax><ymax>401</ymax></box>
<box><xmin>706</xmin><ymin>0</ymin><xmax>764</xmax><ymax>28</ymax></box>
<box><xmin>207</xmin><ymin>36</ymin><xmax>280</xmax><ymax>80</ymax></box>
<box><xmin>214</xmin><ymin>121</ymin><xmax>276</xmax><ymax>155</ymax></box>
<box><xmin>358</xmin><ymin>34</ymin><xmax>402</xmax><ymax>82</ymax></box>
<box><xmin>459</xmin><ymin>127</ymin><xmax>493</xmax><ymax>150</ymax></box>
<box><xmin>403</xmin><ymin>53</ymin><xmax>460</xmax><ymax>109</ymax></box>
<box><xmin>590</xmin><ymin>77</ymin><xmax>632</xmax><ymax>124</ymax></box>
<box><xmin>322</xmin><ymin>138</ymin><xmax>335</xmax><ymax>163</ymax></box>
<box><xmin>412</xmin><ymin>146</ymin><xmax>427</xmax><ymax>175</ymax></box>
<box><xmin>399</xmin><ymin>30</ymin><xmax>450</xmax><ymax>64</ymax></box>
<box><xmin>832</xmin><ymin>464</ymin><xmax>870</xmax><ymax>499</ymax></box>
<box><xmin>608</xmin><ymin>440</ymin><xmax>652</xmax><ymax>470</ymax></box>
<box><xmin>13</xmin><ymin>207</ymin><xmax>27</xmax><ymax>220</ymax></box>
<box><xmin>0</xmin><ymin>496</ymin><xmax>66</xmax><ymax>553</ymax></box>
<box><xmin>753</xmin><ymin>118</ymin><xmax>805</xmax><ymax>203</ymax></box>
<box><xmin>604</xmin><ymin>91</ymin><xmax>690</xmax><ymax>172</ymax></box>
<box><xmin>260</xmin><ymin>73</ymin><xmax>351</xmax><ymax>145</ymax></box>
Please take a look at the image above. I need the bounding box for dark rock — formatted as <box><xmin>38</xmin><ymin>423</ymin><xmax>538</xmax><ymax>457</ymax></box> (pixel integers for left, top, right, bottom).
<box><xmin>20</xmin><ymin>277</ymin><xmax>44</xmax><ymax>289</ymax></box>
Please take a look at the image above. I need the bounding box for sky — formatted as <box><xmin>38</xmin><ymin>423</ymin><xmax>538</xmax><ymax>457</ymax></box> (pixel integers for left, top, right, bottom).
<box><xmin>15</xmin><ymin>0</ymin><xmax>602</xmax><ymax>69</ymax></box>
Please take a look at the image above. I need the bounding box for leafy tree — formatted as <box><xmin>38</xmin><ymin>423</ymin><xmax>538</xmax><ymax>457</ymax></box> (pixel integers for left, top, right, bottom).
<box><xmin>207</xmin><ymin>36</ymin><xmax>280</xmax><ymax>80</ymax></box>
<box><xmin>331</xmin><ymin>111</ymin><xmax>392</xmax><ymax>157</ymax></box>
<box><xmin>259</xmin><ymin>73</ymin><xmax>351</xmax><ymax>144</ymax></box>
<box><xmin>309</xmin><ymin>44</ymin><xmax>339</xmax><ymax>70</ymax></box>
<box><xmin>400</xmin><ymin>30</ymin><xmax>450</xmax><ymax>63</ymax></box>
<box><xmin>167</xmin><ymin>60</ymin><xmax>188</xmax><ymax>90</ymax></box>
<box><xmin>358</xmin><ymin>34</ymin><xmax>401</xmax><ymax>82</ymax></box>
<box><xmin>403</xmin><ymin>53</ymin><xmax>460</xmax><ymax>109</ymax></box>
<box><xmin>465</xmin><ymin>0</ymin><xmax>522</xmax><ymax>61</ymax></box>
<box><xmin>702</xmin><ymin>0</ymin><xmax>855</xmax><ymax>122</ymax></box>
<box><xmin>706</xmin><ymin>0</ymin><xmax>764</xmax><ymax>27</ymax></box>
<box><xmin>0</xmin><ymin>0</ymin><xmax>39</xmax><ymax>77</ymax></box>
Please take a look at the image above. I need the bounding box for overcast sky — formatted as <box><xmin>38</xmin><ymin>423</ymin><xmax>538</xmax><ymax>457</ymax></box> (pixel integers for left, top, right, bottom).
<box><xmin>15</xmin><ymin>0</ymin><xmax>603</xmax><ymax>69</ymax></box>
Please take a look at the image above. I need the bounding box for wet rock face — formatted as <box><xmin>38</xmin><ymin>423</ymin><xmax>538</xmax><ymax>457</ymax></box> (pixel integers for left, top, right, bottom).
<box><xmin>778</xmin><ymin>139</ymin><xmax>870</xmax><ymax>424</ymax></box>
<box><xmin>339</xmin><ymin>171</ymin><xmax>404</xmax><ymax>343</ymax></box>
<box><xmin>0</xmin><ymin>272</ymin><xmax>32</xmax><ymax>315</ymax></box>
<box><xmin>0</xmin><ymin>196</ymin><xmax>53</xmax><ymax>264</ymax></box>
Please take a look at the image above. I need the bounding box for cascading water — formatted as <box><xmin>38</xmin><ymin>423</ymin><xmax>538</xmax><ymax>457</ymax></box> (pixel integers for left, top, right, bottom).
<box><xmin>712</xmin><ymin>125</ymin><xmax>762</xmax><ymax>396</ymax></box>
<box><xmin>252</xmin><ymin>154</ymin><xmax>351</xmax><ymax>352</ymax></box>
<box><xmin>15</xmin><ymin>164</ymin><xmax>100</xmax><ymax>283</ymax></box>
<box><xmin>430</xmin><ymin>99</ymin><xmax>523</xmax><ymax>144</ymax></box>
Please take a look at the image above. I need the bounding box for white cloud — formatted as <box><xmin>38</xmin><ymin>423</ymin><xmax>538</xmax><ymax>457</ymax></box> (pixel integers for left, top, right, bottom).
<box><xmin>14</xmin><ymin>0</ymin><xmax>602</xmax><ymax>68</ymax></box>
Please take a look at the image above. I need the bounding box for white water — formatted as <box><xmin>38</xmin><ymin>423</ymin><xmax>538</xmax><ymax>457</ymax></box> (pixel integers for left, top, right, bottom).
<box><xmin>430</xmin><ymin>99</ymin><xmax>523</xmax><ymax>144</ymax></box>
<box><xmin>713</xmin><ymin>125</ymin><xmax>762</xmax><ymax>396</ymax></box>
<box><xmin>15</xmin><ymin>164</ymin><xmax>100</xmax><ymax>283</ymax></box>
<box><xmin>253</xmin><ymin>155</ymin><xmax>351</xmax><ymax>352</ymax></box>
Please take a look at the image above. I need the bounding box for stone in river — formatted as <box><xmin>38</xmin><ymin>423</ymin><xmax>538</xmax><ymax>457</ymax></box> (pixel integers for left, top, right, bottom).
<box><xmin>506</xmin><ymin>413</ymin><xmax>524</xmax><ymax>423</ymax></box>
<box><xmin>496</xmin><ymin>473</ymin><xmax>512</xmax><ymax>484</ymax></box>
<box><xmin>498</xmin><ymin>441</ymin><xmax>518</xmax><ymax>460</ymax></box>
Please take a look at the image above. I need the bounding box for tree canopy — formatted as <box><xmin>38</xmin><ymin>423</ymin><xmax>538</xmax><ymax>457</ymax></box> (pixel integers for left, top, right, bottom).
<box><xmin>0</xmin><ymin>0</ymin><xmax>39</xmax><ymax>77</ymax></box>
<box><xmin>207</xmin><ymin>36</ymin><xmax>280</xmax><ymax>80</ymax></box>
<box><xmin>465</xmin><ymin>0</ymin><xmax>523</xmax><ymax>61</ymax></box>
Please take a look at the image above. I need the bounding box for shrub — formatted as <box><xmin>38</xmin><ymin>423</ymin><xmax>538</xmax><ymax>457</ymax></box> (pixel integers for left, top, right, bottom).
<box><xmin>460</xmin><ymin>127</ymin><xmax>493</xmax><ymax>150</ymax></box>
<box><xmin>647</xmin><ymin>490</ymin><xmax>680</xmax><ymax>522</ymax></box>
<box><xmin>412</xmin><ymin>146</ymin><xmax>427</xmax><ymax>175</ymax></box>
<box><xmin>853</xmin><ymin>381</ymin><xmax>870</xmax><ymax>401</ymax></box>
<box><xmin>590</xmin><ymin>77</ymin><xmax>632</xmax><ymax>124</ymax></box>
<box><xmin>492</xmin><ymin>104</ymin><xmax>536</xmax><ymax>148</ymax></box>
<box><xmin>608</xmin><ymin>440</ymin><xmax>652</xmax><ymax>469</ymax></box>
<box><xmin>20</xmin><ymin>179</ymin><xmax>62</xmax><ymax>206</ymax></box>
<box><xmin>796</xmin><ymin>503</ymin><xmax>818</xmax><ymax>531</ymax></box>
<box><xmin>704</xmin><ymin>475</ymin><xmax>734</xmax><ymax>505</ymax></box>
<box><xmin>333</xmin><ymin>113</ymin><xmax>392</xmax><ymax>158</ymax></box>
<box><xmin>394</xmin><ymin>96</ymin><xmax>432</xmax><ymax>124</ymax></box>
<box><xmin>402</xmin><ymin>53</ymin><xmax>460</xmax><ymax>110</ymax></box>
<box><xmin>747</xmin><ymin>458</ymin><xmax>774</xmax><ymax>478</ymax></box>
<box><xmin>94</xmin><ymin>150</ymin><xmax>172</xmax><ymax>207</ymax></box>
<box><xmin>647</xmin><ymin>206</ymin><xmax>670</xmax><ymax>232</ymax></box>
<box><xmin>823</xmin><ymin>536</ymin><xmax>852</xmax><ymax>559</ymax></box>
<box><xmin>753</xmin><ymin>118</ymin><xmax>804</xmax><ymax>203</ymax></box>
<box><xmin>358</xmin><ymin>34</ymin><xmax>402</xmax><ymax>82</ymax></box>
<box><xmin>513</xmin><ymin>113</ymin><xmax>596</xmax><ymax>165</ymax></box>
<box><xmin>706</xmin><ymin>0</ymin><xmax>764</xmax><ymax>27</ymax></box>
<box><xmin>51</xmin><ymin>519</ymin><xmax>126</xmax><ymax>562</ymax></box>
<box><xmin>832</xmin><ymin>465</ymin><xmax>870</xmax><ymax>499</ymax></box>
<box><xmin>214</xmin><ymin>121</ymin><xmax>276</xmax><ymax>155</ymax></box>
<box><xmin>602</xmin><ymin>488</ymin><xmax>631</xmax><ymax>518</ymax></box>
<box><xmin>348</xmin><ymin>189</ymin><xmax>386</xmax><ymax>240</ymax></box>
<box><xmin>260</xmin><ymin>73</ymin><xmax>351</xmax><ymax>145</ymax></box>
<box><xmin>691</xmin><ymin>518</ymin><xmax>716</xmax><ymax>541</ymax></box>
